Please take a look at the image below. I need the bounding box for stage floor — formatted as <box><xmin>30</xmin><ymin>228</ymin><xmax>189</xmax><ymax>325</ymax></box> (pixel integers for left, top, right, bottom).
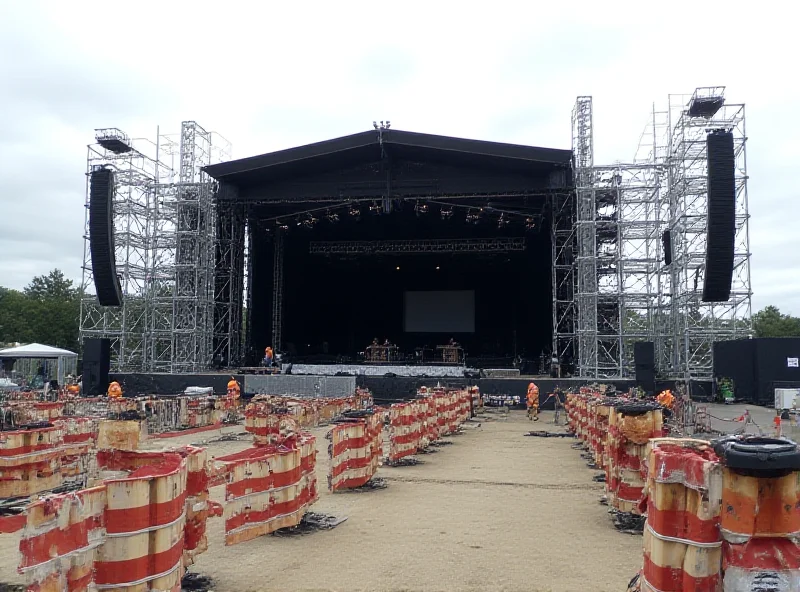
<box><xmin>283</xmin><ymin>363</ymin><xmax>476</xmax><ymax>378</ymax></box>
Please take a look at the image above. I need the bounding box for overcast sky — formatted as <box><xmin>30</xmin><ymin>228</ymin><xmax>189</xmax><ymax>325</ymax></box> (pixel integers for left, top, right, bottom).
<box><xmin>1</xmin><ymin>1</ymin><xmax>797</xmax><ymax>314</ymax></box>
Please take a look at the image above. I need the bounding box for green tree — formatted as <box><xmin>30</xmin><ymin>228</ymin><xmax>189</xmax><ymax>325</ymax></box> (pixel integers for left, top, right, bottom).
<box><xmin>0</xmin><ymin>270</ymin><xmax>81</xmax><ymax>352</ymax></box>
<box><xmin>752</xmin><ymin>305</ymin><xmax>800</xmax><ymax>338</ymax></box>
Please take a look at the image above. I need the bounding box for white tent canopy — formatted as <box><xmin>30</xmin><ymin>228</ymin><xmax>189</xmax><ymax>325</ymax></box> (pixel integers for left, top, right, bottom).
<box><xmin>0</xmin><ymin>343</ymin><xmax>78</xmax><ymax>387</ymax></box>
<box><xmin>0</xmin><ymin>343</ymin><xmax>77</xmax><ymax>358</ymax></box>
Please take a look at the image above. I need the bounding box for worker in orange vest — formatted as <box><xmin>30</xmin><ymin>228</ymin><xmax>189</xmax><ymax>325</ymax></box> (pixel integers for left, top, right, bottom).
<box><xmin>527</xmin><ymin>383</ymin><xmax>539</xmax><ymax>421</ymax></box>
<box><xmin>264</xmin><ymin>346</ymin><xmax>274</xmax><ymax>367</ymax></box>
<box><xmin>107</xmin><ymin>381</ymin><xmax>123</xmax><ymax>399</ymax></box>
<box><xmin>226</xmin><ymin>378</ymin><xmax>241</xmax><ymax>410</ymax></box>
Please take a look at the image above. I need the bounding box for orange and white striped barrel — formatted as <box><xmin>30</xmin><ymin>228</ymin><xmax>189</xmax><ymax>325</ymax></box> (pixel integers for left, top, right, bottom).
<box><xmin>641</xmin><ymin>526</ymin><xmax>721</xmax><ymax>592</ymax></box>
<box><xmin>644</xmin><ymin>439</ymin><xmax>722</xmax><ymax>545</ymax></box>
<box><xmin>722</xmin><ymin>538</ymin><xmax>800</xmax><ymax>590</ymax></box>
<box><xmin>219</xmin><ymin>445</ymin><xmax>307</xmax><ymax>545</ymax></box>
<box><xmin>720</xmin><ymin>468</ymin><xmax>800</xmax><ymax>541</ymax></box>
<box><xmin>388</xmin><ymin>403</ymin><xmax>421</xmax><ymax>462</ymax></box>
<box><xmin>179</xmin><ymin>446</ymin><xmax>211</xmax><ymax>563</ymax></box>
<box><xmin>18</xmin><ymin>485</ymin><xmax>107</xmax><ymax>592</ymax></box>
<box><xmin>329</xmin><ymin>420</ymin><xmax>377</xmax><ymax>492</ymax></box>
<box><xmin>94</xmin><ymin>451</ymin><xmax>187</xmax><ymax>591</ymax></box>
<box><xmin>97</xmin><ymin>420</ymin><xmax>142</xmax><ymax>451</ymax></box>
<box><xmin>0</xmin><ymin>426</ymin><xmax>63</xmax><ymax>498</ymax></box>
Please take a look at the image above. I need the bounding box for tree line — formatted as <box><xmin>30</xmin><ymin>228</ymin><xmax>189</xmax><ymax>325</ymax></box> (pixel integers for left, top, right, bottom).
<box><xmin>0</xmin><ymin>270</ymin><xmax>798</xmax><ymax>355</ymax></box>
<box><xmin>0</xmin><ymin>270</ymin><xmax>80</xmax><ymax>352</ymax></box>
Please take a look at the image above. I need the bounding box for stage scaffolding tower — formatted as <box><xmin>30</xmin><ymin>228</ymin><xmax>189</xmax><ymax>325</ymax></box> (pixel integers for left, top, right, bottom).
<box><xmin>662</xmin><ymin>87</ymin><xmax>752</xmax><ymax>380</ymax></box>
<box><xmin>571</xmin><ymin>98</ymin><xmax>663</xmax><ymax>378</ymax></box>
<box><xmin>80</xmin><ymin>123</ymin><xmax>233</xmax><ymax>373</ymax></box>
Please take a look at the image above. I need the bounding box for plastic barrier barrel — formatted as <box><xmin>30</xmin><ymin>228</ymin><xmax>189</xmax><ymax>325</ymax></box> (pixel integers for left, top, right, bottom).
<box><xmin>714</xmin><ymin>436</ymin><xmax>800</xmax><ymax>591</ymax></box>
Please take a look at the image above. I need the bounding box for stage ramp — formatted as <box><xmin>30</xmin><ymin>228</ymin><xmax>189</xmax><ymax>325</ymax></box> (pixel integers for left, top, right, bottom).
<box><xmin>244</xmin><ymin>374</ymin><xmax>356</xmax><ymax>398</ymax></box>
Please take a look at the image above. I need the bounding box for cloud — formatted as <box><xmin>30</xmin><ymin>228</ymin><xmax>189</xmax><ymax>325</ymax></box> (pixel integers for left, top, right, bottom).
<box><xmin>0</xmin><ymin>0</ymin><xmax>798</xmax><ymax>320</ymax></box>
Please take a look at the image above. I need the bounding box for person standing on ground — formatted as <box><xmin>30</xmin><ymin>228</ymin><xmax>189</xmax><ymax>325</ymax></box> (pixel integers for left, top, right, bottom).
<box><xmin>527</xmin><ymin>382</ymin><xmax>539</xmax><ymax>421</ymax></box>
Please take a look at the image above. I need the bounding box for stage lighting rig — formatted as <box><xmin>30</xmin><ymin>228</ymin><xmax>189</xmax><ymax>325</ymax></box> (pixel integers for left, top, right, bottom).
<box><xmin>349</xmin><ymin>206</ymin><xmax>361</xmax><ymax>220</ymax></box>
<box><xmin>276</xmin><ymin>220</ymin><xmax>289</xmax><ymax>231</ymax></box>
<box><xmin>326</xmin><ymin>211</ymin><xmax>340</xmax><ymax>223</ymax></box>
<box><xmin>369</xmin><ymin>201</ymin><xmax>382</xmax><ymax>214</ymax></box>
<box><xmin>525</xmin><ymin>217</ymin><xmax>536</xmax><ymax>230</ymax></box>
<box><xmin>497</xmin><ymin>214</ymin><xmax>509</xmax><ymax>228</ymax></box>
<box><xmin>303</xmin><ymin>215</ymin><xmax>318</xmax><ymax>229</ymax></box>
<box><xmin>440</xmin><ymin>207</ymin><xmax>454</xmax><ymax>220</ymax></box>
<box><xmin>414</xmin><ymin>201</ymin><xmax>429</xmax><ymax>216</ymax></box>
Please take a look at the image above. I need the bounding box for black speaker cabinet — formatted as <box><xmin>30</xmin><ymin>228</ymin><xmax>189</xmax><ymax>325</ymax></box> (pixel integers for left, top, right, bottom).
<box><xmin>703</xmin><ymin>131</ymin><xmax>736</xmax><ymax>302</ymax></box>
<box><xmin>83</xmin><ymin>338</ymin><xmax>111</xmax><ymax>396</ymax></box>
<box><xmin>89</xmin><ymin>167</ymin><xmax>123</xmax><ymax>306</ymax></box>
<box><xmin>662</xmin><ymin>230</ymin><xmax>673</xmax><ymax>266</ymax></box>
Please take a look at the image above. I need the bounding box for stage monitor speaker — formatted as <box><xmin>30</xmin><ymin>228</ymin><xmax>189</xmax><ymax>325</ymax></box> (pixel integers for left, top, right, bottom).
<box><xmin>89</xmin><ymin>167</ymin><xmax>123</xmax><ymax>307</ymax></box>
<box><xmin>662</xmin><ymin>230</ymin><xmax>673</xmax><ymax>266</ymax></box>
<box><xmin>703</xmin><ymin>131</ymin><xmax>736</xmax><ymax>302</ymax></box>
<box><xmin>83</xmin><ymin>338</ymin><xmax>111</xmax><ymax>396</ymax></box>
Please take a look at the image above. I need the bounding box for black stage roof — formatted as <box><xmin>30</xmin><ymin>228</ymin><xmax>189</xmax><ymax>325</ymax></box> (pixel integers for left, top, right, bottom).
<box><xmin>204</xmin><ymin>129</ymin><xmax>572</xmax><ymax>202</ymax></box>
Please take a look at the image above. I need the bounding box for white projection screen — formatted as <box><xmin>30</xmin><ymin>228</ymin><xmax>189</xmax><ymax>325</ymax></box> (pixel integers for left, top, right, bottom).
<box><xmin>404</xmin><ymin>290</ymin><xmax>475</xmax><ymax>333</ymax></box>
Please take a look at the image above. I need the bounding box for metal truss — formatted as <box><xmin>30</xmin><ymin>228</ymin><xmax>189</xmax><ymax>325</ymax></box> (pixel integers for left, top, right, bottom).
<box><xmin>663</xmin><ymin>88</ymin><xmax>752</xmax><ymax>380</ymax></box>
<box><xmin>80</xmin><ymin>132</ymin><xmax>171</xmax><ymax>371</ymax></box>
<box><xmin>272</xmin><ymin>229</ymin><xmax>285</xmax><ymax>352</ymax></box>
<box><xmin>571</xmin><ymin>98</ymin><xmax>664</xmax><ymax>378</ymax></box>
<box><xmin>551</xmin><ymin>190</ymin><xmax>576</xmax><ymax>363</ymax></box>
<box><xmin>309</xmin><ymin>238</ymin><xmax>526</xmax><ymax>256</ymax></box>
<box><xmin>80</xmin><ymin>123</ymin><xmax>235</xmax><ymax>372</ymax></box>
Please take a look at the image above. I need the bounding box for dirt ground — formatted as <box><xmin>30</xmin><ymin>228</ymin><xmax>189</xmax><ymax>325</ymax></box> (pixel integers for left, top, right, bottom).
<box><xmin>0</xmin><ymin>410</ymin><xmax>643</xmax><ymax>592</ymax></box>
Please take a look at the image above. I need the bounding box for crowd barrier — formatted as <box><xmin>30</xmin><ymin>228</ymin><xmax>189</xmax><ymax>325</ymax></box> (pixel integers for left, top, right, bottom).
<box><xmin>606</xmin><ymin>403</ymin><xmax>663</xmax><ymax>514</ymax></box>
<box><xmin>386</xmin><ymin>389</ymin><xmax>473</xmax><ymax>464</ymax></box>
<box><xmin>387</xmin><ymin>401</ymin><xmax>423</xmax><ymax>462</ymax></box>
<box><xmin>638</xmin><ymin>438</ymin><xmax>722</xmax><ymax>592</ymax></box>
<box><xmin>0</xmin><ymin>425</ymin><xmax>64</xmax><ymax>499</ymax></box>
<box><xmin>246</xmin><ymin>391</ymin><xmax>373</xmax><ymax>432</ymax></box>
<box><xmin>17</xmin><ymin>446</ymin><xmax>217</xmax><ymax>591</ymax></box>
<box><xmin>329</xmin><ymin>413</ymin><xmax>383</xmax><ymax>492</ymax></box>
<box><xmin>714</xmin><ymin>436</ymin><xmax>800</xmax><ymax>591</ymax></box>
<box><xmin>217</xmin><ymin>433</ymin><xmax>318</xmax><ymax>545</ymax></box>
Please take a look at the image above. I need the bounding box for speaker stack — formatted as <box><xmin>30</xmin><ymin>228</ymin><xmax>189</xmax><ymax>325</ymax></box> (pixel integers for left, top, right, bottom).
<box><xmin>89</xmin><ymin>167</ymin><xmax>123</xmax><ymax>307</ymax></box>
<box><xmin>82</xmin><ymin>338</ymin><xmax>111</xmax><ymax>396</ymax></box>
<box><xmin>703</xmin><ymin>131</ymin><xmax>736</xmax><ymax>302</ymax></box>
<box><xmin>634</xmin><ymin>341</ymin><xmax>656</xmax><ymax>394</ymax></box>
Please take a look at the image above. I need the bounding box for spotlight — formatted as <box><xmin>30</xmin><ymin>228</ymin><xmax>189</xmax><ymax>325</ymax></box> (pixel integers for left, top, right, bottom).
<box><xmin>440</xmin><ymin>207</ymin><xmax>453</xmax><ymax>220</ymax></box>
<box><xmin>349</xmin><ymin>206</ymin><xmax>361</xmax><ymax>219</ymax></box>
<box><xmin>326</xmin><ymin>212</ymin><xmax>340</xmax><ymax>223</ymax></box>
<box><xmin>369</xmin><ymin>201</ymin><xmax>382</xmax><ymax>214</ymax></box>
<box><xmin>466</xmin><ymin>208</ymin><xmax>482</xmax><ymax>224</ymax></box>
<box><xmin>525</xmin><ymin>217</ymin><xmax>536</xmax><ymax>230</ymax></box>
<box><xmin>414</xmin><ymin>201</ymin><xmax>429</xmax><ymax>216</ymax></box>
<box><xmin>396</xmin><ymin>266</ymin><xmax>400</xmax><ymax>271</ymax></box>
<box><xmin>436</xmin><ymin>266</ymin><xmax>440</xmax><ymax>270</ymax></box>
<box><xmin>302</xmin><ymin>215</ymin><xmax>318</xmax><ymax>229</ymax></box>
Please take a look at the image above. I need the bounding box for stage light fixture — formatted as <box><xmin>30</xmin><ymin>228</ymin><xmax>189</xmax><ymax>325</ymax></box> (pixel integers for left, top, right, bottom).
<box><xmin>396</xmin><ymin>266</ymin><xmax>400</xmax><ymax>271</ymax></box>
<box><xmin>302</xmin><ymin>215</ymin><xmax>318</xmax><ymax>229</ymax></box>
<box><xmin>349</xmin><ymin>206</ymin><xmax>361</xmax><ymax>219</ymax></box>
<box><xmin>414</xmin><ymin>201</ymin><xmax>428</xmax><ymax>216</ymax></box>
<box><xmin>440</xmin><ymin>207</ymin><xmax>453</xmax><ymax>220</ymax></box>
<box><xmin>369</xmin><ymin>201</ymin><xmax>382</xmax><ymax>214</ymax></box>
<box><xmin>497</xmin><ymin>214</ymin><xmax>509</xmax><ymax>228</ymax></box>
<box><xmin>326</xmin><ymin>212</ymin><xmax>340</xmax><ymax>223</ymax></box>
<box><xmin>525</xmin><ymin>217</ymin><xmax>536</xmax><ymax>230</ymax></box>
<box><xmin>436</xmin><ymin>266</ymin><xmax>440</xmax><ymax>270</ymax></box>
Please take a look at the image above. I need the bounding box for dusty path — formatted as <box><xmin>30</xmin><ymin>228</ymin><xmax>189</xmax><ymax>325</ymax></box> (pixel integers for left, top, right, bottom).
<box><xmin>0</xmin><ymin>410</ymin><xmax>643</xmax><ymax>591</ymax></box>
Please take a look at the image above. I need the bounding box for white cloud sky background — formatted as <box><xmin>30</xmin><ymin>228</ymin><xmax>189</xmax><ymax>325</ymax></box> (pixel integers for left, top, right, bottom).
<box><xmin>1</xmin><ymin>0</ymin><xmax>797</xmax><ymax>313</ymax></box>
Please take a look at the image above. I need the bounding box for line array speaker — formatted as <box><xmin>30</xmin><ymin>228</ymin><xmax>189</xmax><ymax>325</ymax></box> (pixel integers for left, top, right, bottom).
<box><xmin>89</xmin><ymin>167</ymin><xmax>123</xmax><ymax>307</ymax></box>
<box><xmin>703</xmin><ymin>131</ymin><xmax>736</xmax><ymax>302</ymax></box>
<box><xmin>662</xmin><ymin>230</ymin><xmax>672</xmax><ymax>266</ymax></box>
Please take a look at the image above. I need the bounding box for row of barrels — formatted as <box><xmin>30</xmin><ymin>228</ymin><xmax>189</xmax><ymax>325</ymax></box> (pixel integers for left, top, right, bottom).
<box><xmin>18</xmin><ymin>442</ymin><xmax>220</xmax><ymax>591</ymax></box>
<box><xmin>387</xmin><ymin>389</ymin><xmax>474</xmax><ymax>462</ymax></box>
